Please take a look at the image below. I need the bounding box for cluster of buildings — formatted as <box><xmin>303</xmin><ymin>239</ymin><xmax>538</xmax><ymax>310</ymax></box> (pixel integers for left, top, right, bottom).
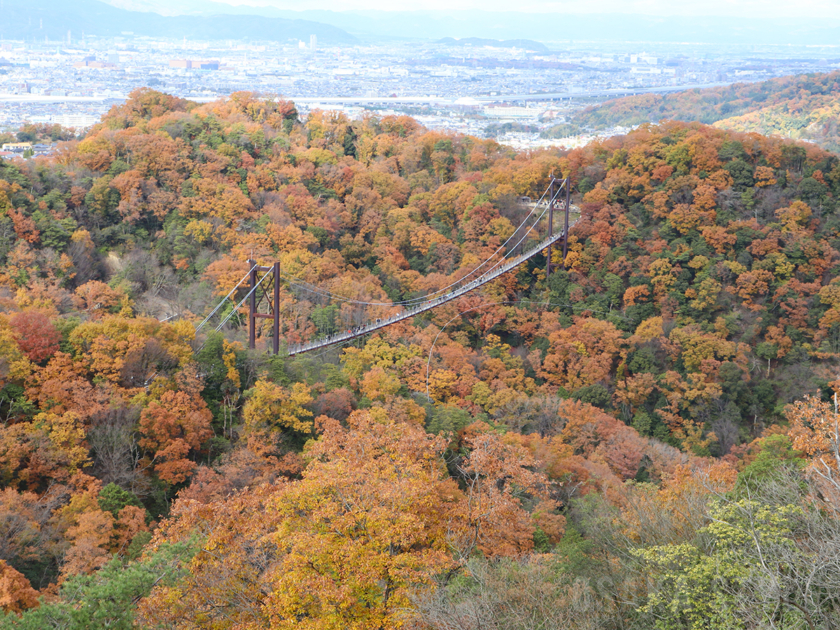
<box><xmin>0</xmin><ymin>35</ymin><xmax>835</xmax><ymax>150</ymax></box>
<box><xmin>74</xmin><ymin>56</ymin><xmax>118</xmax><ymax>69</ymax></box>
<box><xmin>169</xmin><ymin>59</ymin><xmax>220</xmax><ymax>70</ymax></box>
<box><xmin>0</xmin><ymin>141</ymin><xmax>56</xmax><ymax>159</ymax></box>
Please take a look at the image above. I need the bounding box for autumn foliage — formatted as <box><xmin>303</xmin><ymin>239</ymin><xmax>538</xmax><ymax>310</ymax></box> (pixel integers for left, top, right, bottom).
<box><xmin>0</xmin><ymin>88</ymin><xmax>840</xmax><ymax>627</ymax></box>
<box><xmin>564</xmin><ymin>69</ymin><xmax>840</xmax><ymax>153</ymax></box>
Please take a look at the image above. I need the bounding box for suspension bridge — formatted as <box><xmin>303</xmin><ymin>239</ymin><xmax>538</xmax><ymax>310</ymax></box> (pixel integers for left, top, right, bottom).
<box><xmin>195</xmin><ymin>176</ymin><xmax>574</xmax><ymax>356</ymax></box>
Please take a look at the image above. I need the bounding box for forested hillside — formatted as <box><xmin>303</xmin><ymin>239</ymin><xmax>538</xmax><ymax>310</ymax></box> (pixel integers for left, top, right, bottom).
<box><xmin>549</xmin><ymin>70</ymin><xmax>840</xmax><ymax>152</ymax></box>
<box><xmin>1</xmin><ymin>89</ymin><xmax>840</xmax><ymax>628</ymax></box>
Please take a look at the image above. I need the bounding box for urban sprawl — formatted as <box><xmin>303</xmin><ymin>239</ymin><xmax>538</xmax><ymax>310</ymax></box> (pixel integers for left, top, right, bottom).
<box><xmin>0</xmin><ymin>34</ymin><xmax>838</xmax><ymax>151</ymax></box>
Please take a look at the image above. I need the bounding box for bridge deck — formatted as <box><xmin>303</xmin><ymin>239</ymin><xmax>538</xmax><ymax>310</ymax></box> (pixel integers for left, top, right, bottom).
<box><xmin>286</xmin><ymin>222</ymin><xmax>575</xmax><ymax>356</ymax></box>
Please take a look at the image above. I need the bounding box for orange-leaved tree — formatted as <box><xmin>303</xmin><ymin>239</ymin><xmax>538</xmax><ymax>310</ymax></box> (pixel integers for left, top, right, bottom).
<box><xmin>787</xmin><ymin>395</ymin><xmax>840</xmax><ymax>490</ymax></box>
<box><xmin>138</xmin><ymin>389</ymin><xmax>213</xmax><ymax>484</ymax></box>
<box><xmin>139</xmin><ymin>407</ymin><xmax>463</xmax><ymax>629</ymax></box>
<box><xmin>0</xmin><ymin>559</ymin><xmax>39</xmax><ymax>614</ymax></box>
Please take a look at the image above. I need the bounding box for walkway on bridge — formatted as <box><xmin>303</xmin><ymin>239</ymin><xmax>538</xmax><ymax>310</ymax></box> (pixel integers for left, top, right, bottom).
<box><xmin>195</xmin><ymin>177</ymin><xmax>573</xmax><ymax>357</ymax></box>
<box><xmin>286</xmin><ymin>222</ymin><xmax>575</xmax><ymax>356</ymax></box>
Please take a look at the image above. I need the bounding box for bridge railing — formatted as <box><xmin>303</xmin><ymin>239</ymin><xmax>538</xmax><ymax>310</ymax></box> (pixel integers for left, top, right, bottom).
<box><xmin>286</xmin><ymin>221</ymin><xmax>575</xmax><ymax>357</ymax></box>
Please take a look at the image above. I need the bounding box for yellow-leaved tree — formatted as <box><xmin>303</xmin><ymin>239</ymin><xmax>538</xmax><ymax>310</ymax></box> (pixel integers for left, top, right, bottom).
<box><xmin>138</xmin><ymin>408</ymin><xmax>463</xmax><ymax>629</ymax></box>
<box><xmin>242</xmin><ymin>379</ymin><xmax>314</xmax><ymax>434</ymax></box>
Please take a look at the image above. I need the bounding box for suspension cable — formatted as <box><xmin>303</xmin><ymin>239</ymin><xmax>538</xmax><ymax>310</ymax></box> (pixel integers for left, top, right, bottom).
<box><xmin>213</xmin><ymin>268</ymin><xmax>274</xmax><ymax>333</ymax></box>
<box><xmin>276</xmin><ymin>181</ymin><xmax>564</xmax><ymax>309</ymax></box>
<box><xmin>195</xmin><ymin>263</ymin><xmax>258</xmax><ymax>333</ymax></box>
<box><xmin>194</xmin><ymin>180</ymin><xmax>570</xmax><ymax>354</ymax></box>
<box><xmin>456</xmin><ymin>182</ymin><xmax>564</xmax><ymax>283</ymax></box>
<box><xmin>293</xmin><ymin>212</ymin><xmax>573</xmax><ymax>354</ymax></box>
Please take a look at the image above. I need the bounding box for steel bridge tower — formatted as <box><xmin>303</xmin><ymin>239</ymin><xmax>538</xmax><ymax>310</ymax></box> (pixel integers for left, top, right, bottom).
<box><xmin>546</xmin><ymin>175</ymin><xmax>571</xmax><ymax>276</ymax></box>
<box><xmin>246</xmin><ymin>261</ymin><xmax>281</xmax><ymax>353</ymax></box>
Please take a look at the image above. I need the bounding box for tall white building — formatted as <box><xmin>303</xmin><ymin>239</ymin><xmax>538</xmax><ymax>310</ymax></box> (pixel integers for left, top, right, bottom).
<box><xmin>310</xmin><ymin>34</ymin><xmax>317</xmax><ymax>51</ymax></box>
<box><xmin>53</xmin><ymin>114</ymin><xmax>99</xmax><ymax>129</ymax></box>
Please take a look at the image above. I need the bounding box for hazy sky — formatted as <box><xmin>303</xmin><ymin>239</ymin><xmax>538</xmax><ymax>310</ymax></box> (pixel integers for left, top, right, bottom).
<box><xmin>223</xmin><ymin>0</ymin><xmax>840</xmax><ymax>18</ymax></box>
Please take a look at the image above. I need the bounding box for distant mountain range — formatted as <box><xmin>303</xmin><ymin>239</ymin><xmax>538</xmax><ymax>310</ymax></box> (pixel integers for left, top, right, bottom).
<box><xmin>0</xmin><ymin>0</ymin><xmax>358</xmax><ymax>44</ymax></box>
<box><xmin>6</xmin><ymin>0</ymin><xmax>840</xmax><ymax>47</ymax></box>
<box><xmin>98</xmin><ymin>2</ymin><xmax>840</xmax><ymax>46</ymax></box>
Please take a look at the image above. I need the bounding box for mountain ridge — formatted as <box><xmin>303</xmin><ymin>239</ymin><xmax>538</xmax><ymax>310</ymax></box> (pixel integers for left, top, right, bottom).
<box><xmin>0</xmin><ymin>0</ymin><xmax>358</xmax><ymax>43</ymax></box>
<box><xmin>552</xmin><ymin>70</ymin><xmax>840</xmax><ymax>153</ymax></box>
<box><xmin>94</xmin><ymin>3</ymin><xmax>840</xmax><ymax>44</ymax></box>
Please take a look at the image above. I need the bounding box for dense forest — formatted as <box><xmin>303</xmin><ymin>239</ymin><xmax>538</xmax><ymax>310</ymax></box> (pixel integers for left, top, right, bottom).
<box><xmin>547</xmin><ymin>70</ymin><xmax>840</xmax><ymax>153</ymax></box>
<box><xmin>0</xmin><ymin>89</ymin><xmax>839</xmax><ymax>628</ymax></box>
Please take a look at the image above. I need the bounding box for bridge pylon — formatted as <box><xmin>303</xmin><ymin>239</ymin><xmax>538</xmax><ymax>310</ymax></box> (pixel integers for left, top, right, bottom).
<box><xmin>247</xmin><ymin>259</ymin><xmax>281</xmax><ymax>354</ymax></box>
<box><xmin>547</xmin><ymin>175</ymin><xmax>571</xmax><ymax>276</ymax></box>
